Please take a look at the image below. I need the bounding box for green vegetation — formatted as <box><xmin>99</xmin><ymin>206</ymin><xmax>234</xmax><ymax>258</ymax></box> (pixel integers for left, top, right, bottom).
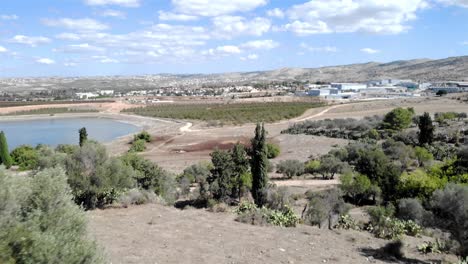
<box><xmin>251</xmin><ymin>123</ymin><xmax>269</xmax><ymax>206</ymax></box>
<box><xmin>276</xmin><ymin>160</ymin><xmax>305</xmax><ymax>178</ymax></box>
<box><xmin>418</xmin><ymin>112</ymin><xmax>434</xmax><ymax>145</ymax></box>
<box><xmin>122</xmin><ymin>102</ymin><xmax>324</xmax><ymax>124</ymax></box>
<box><xmin>129</xmin><ymin>139</ymin><xmax>146</xmax><ymax>152</ymax></box>
<box><xmin>0</xmin><ymin>167</ymin><xmax>103</xmax><ymax>263</ymax></box>
<box><xmin>1</xmin><ymin>107</ymin><xmax>98</xmax><ymax>116</ymax></box>
<box><xmin>79</xmin><ymin>127</ymin><xmax>88</xmax><ymax>147</ymax></box>
<box><xmin>266</xmin><ymin>142</ymin><xmax>280</xmax><ymax>159</ymax></box>
<box><xmin>234</xmin><ymin>201</ymin><xmax>299</xmax><ymax>227</ymax></box>
<box><xmin>381</xmin><ymin>107</ymin><xmax>415</xmax><ymax>132</ymax></box>
<box><xmin>0</xmin><ymin>131</ymin><xmax>13</xmax><ymax>169</ymax></box>
<box><xmin>134</xmin><ymin>131</ymin><xmax>151</xmax><ymax>142</ymax></box>
<box><xmin>10</xmin><ymin>145</ymin><xmax>39</xmax><ymax>171</ymax></box>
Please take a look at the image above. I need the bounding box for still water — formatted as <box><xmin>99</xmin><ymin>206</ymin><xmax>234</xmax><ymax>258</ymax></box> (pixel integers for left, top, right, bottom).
<box><xmin>0</xmin><ymin>117</ymin><xmax>140</xmax><ymax>150</ymax></box>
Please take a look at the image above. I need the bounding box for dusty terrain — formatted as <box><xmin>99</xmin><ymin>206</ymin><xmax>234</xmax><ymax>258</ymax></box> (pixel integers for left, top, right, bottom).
<box><xmin>111</xmin><ymin>96</ymin><xmax>468</xmax><ymax>173</ymax></box>
<box><xmin>88</xmin><ymin>204</ymin><xmax>457</xmax><ymax>264</ymax></box>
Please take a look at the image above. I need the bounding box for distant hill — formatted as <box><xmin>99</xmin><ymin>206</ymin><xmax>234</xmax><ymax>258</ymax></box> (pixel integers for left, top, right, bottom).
<box><xmin>211</xmin><ymin>56</ymin><xmax>468</xmax><ymax>83</ymax></box>
<box><xmin>2</xmin><ymin>56</ymin><xmax>468</xmax><ymax>92</ymax></box>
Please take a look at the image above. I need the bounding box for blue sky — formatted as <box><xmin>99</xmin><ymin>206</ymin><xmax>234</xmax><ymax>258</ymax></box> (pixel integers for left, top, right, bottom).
<box><xmin>0</xmin><ymin>0</ymin><xmax>467</xmax><ymax>77</ymax></box>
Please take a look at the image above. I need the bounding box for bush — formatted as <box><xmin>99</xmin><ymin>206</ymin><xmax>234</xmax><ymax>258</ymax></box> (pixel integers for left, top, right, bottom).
<box><xmin>367</xmin><ymin>205</ymin><xmax>422</xmax><ymax>239</ymax></box>
<box><xmin>266</xmin><ymin>143</ymin><xmax>281</xmax><ymax>159</ymax></box>
<box><xmin>234</xmin><ymin>202</ymin><xmax>299</xmax><ymax>227</ymax></box>
<box><xmin>303</xmin><ymin>189</ymin><xmax>348</xmax><ymax>229</ymax></box>
<box><xmin>10</xmin><ymin>145</ymin><xmax>38</xmax><ymax>171</ymax></box>
<box><xmin>276</xmin><ymin>160</ymin><xmax>305</xmax><ymax>178</ymax></box>
<box><xmin>305</xmin><ymin>160</ymin><xmax>321</xmax><ymax>175</ymax></box>
<box><xmin>134</xmin><ymin>131</ymin><xmax>151</xmax><ymax>142</ymax></box>
<box><xmin>317</xmin><ymin>155</ymin><xmax>346</xmax><ymax>180</ymax></box>
<box><xmin>117</xmin><ymin>188</ymin><xmax>159</xmax><ymax>207</ymax></box>
<box><xmin>0</xmin><ymin>167</ymin><xmax>103</xmax><ymax>263</ymax></box>
<box><xmin>129</xmin><ymin>139</ymin><xmax>146</xmax><ymax>152</ymax></box>
<box><xmin>397</xmin><ymin>198</ymin><xmax>426</xmax><ymax>224</ymax></box>
<box><xmin>66</xmin><ymin>142</ymin><xmax>136</xmax><ymax>209</ymax></box>
<box><xmin>430</xmin><ymin>184</ymin><xmax>468</xmax><ymax>258</ymax></box>
<box><xmin>264</xmin><ymin>185</ymin><xmax>291</xmax><ymax>211</ymax></box>
<box><xmin>340</xmin><ymin>171</ymin><xmax>379</xmax><ymax>205</ymax></box>
<box><xmin>381</xmin><ymin>107</ymin><xmax>415</xmax><ymax>132</ymax></box>
<box><xmin>398</xmin><ymin>169</ymin><xmax>445</xmax><ymax>200</ymax></box>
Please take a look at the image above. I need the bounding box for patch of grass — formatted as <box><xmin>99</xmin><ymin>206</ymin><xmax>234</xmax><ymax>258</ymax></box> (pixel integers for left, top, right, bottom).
<box><xmin>122</xmin><ymin>102</ymin><xmax>325</xmax><ymax>124</ymax></box>
<box><xmin>1</xmin><ymin>107</ymin><xmax>98</xmax><ymax>116</ymax></box>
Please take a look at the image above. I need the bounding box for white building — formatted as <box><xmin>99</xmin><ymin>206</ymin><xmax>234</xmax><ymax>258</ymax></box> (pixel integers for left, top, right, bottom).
<box><xmin>99</xmin><ymin>90</ymin><xmax>114</xmax><ymax>96</ymax></box>
<box><xmin>75</xmin><ymin>92</ymin><xmax>99</xmax><ymax>99</ymax></box>
<box><xmin>331</xmin><ymin>83</ymin><xmax>367</xmax><ymax>92</ymax></box>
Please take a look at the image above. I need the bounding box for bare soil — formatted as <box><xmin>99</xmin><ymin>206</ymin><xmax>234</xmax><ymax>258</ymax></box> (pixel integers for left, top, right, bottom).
<box><xmin>88</xmin><ymin>204</ymin><xmax>457</xmax><ymax>264</ymax></box>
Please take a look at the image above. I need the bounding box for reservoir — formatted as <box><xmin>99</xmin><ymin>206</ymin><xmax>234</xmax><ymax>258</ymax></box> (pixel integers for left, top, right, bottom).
<box><xmin>0</xmin><ymin>117</ymin><xmax>140</xmax><ymax>150</ymax></box>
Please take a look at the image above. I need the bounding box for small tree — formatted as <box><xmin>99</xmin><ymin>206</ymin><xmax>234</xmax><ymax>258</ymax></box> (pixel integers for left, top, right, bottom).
<box><xmin>79</xmin><ymin>127</ymin><xmax>88</xmax><ymax>147</ymax></box>
<box><xmin>250</xmin><ymin>123</ymin><xmax>269</xmax><ymax>207</ymax></box>
<box><xmin>381</xmin><ymin>107</ymin><xmax>414</xmax><ymax>131</ymax></box>
<box><xmin>431</xmin><ymin>184</ymin><xmax>468</xmax><ymax>258</ymax></box>
<box><xmin>418</xmin><ymin>112</ymin><xmax>434</xmax><ymax>145</ymax></box>
<box><xmin>266</xmin><ymin>143</ymin><xmax>281</xmax><ymax>159</ymax></box>
<box><xmin>209</xmin><ymin>149</ymin><xmax>235</xmax><ymax>201</ymax></box>
<box><xmin>0</xmin><ymin>131</ymin><xmax>13</xmax><ymax>168</ymax></box>
<box><xmin>276</xmin><ymin>160</ymin><xmax>305</xmax><ymax>179</ymax></box>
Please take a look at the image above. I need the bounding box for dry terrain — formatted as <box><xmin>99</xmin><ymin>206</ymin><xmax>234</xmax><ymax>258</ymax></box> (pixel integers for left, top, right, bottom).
<box><xmin>88</xmin><ymin>204</ymin><xmax>457</xmax><ymax>264</ymax></box>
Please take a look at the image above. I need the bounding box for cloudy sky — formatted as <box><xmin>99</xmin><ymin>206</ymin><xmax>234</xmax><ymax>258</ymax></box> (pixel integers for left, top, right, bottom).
<box><xmin>0</xmin><ymin>0</ymin><xmax>468</xmax><ymax>77</ymax></box>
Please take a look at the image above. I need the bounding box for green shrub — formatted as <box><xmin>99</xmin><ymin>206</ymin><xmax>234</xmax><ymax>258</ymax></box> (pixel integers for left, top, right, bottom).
<box><xmin>305</xmin><ymin>160</ymin><xmax>320</xmax><ymax>175</ymax></box>
<box><xmin>397</xmin><ymin>198</ymin><xmax>426</xmax><ymax>224</ymax></box>
<box><xmin>276</xmin><ymin>160</ymin><xmax>305</xmax><ymax>178</ymax></box>
<box><xmin>381</xmin><ymin>107</ymin><xmax>415</xmax><ymax>132</ymax></box>
<box><xmin>129</xmin><ymin>139</ymin><xmax>146</xmax><ymax>152</ymax></box>
<box><xmin>0</xmin><ymin>168</ymin><xmax>103</xmax><ymax>263</ymax></box>
<box><xmin>266</xmin><ymin>143</ymin><xmax>281</xmax><ymax>159</ymax></box>
<box><xmin>336</xmin><ymin>214</ymin><xmax>360</xmax><ymax>230</ymax></box>
<box><xmin>431</xmin><ymin>184</ymin><xmax>468</xmax><ymax>258</ymax></box>
<box><xmin>303</xmin><ymin>189</ymin><xmax>348</xmax><ymax>229</ymax></box>
<box><xmin>66</xmin><ymin>142</ymin><xmax>136</xmax><ymax>209</ymax></box>
<box><xmin>340</xmin><ymin>171</ymin><xmax>379</xmax><ymax>204</ymax></box>
<box><xmin>398</xmin><ymin>169</ymin><xmax>445</xmax><ymax>200</ymax></box>
<box><xmin>10</xmin><ymin>145</ymin><xmax>38</xmax><ymax>171</ymax></box>
<box><xmin>234</xmin><ymin>202</ymin><xmax>299</xmax><ymax>227</ymax></box>
<box><xmin>367</xmin><ymin>206</ymin><xmax>422</xmax><ymax>239</ymax></box>
<box><xmin>264</xmin><ymin>185</ymin><xmax>292</xmax><ymax>211</ymax></box>
<box><xmin>134</xmin><ymin>131</ymin><xmax>151</xmax><ymax>142</ymax></box>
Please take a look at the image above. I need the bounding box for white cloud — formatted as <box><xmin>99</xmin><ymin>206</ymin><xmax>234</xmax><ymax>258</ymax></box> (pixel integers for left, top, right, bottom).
<box><xmin>0</xmin><ymin>46</ymin><xmax>7</xmax><ymax>53</ymax></box>
<box><xmin>300</xmin><ymin>42</ymin><xmax>338</xmax><ymax>53</ymax></box>
<box><xmin>267</xmin><ymin>8</ymin><xmax>284</xmax><ymax>18</ymax></box>
<box><xmin>436</xmin><ymin>0</ymin><xmax>468</xmax><ymax>7</ymax></box>
<box><xmin>158</xmin><ymin>11</ymin><xmax>198</xmax><ymax>21</ymax></box>
<box><xmin>360</xmin><ymin>48</ymin><xmax>380</xmax><ymax>54</ymax></box>
<box><xmin>462</xmin><ymin>41</ymin><xmax>468</xmax><ymax>45</ymax></box>
<box><xmin>55</xmin><ymin>33</ymin><xmax>82</xmax><ymax>40</ymax></box>
<box><xmin>64</xmin><ymin>62</ymin><xmax>78</xmax><ymax>67</ymax></box>
<box><xmin>285</xmin><ymin>0</ymin><xmax>428</xmax><ymax>35</ymax></box>
<box><xmin>54</xmin><ymin>43</ymin><xmax>105</xmax><ymax>53</ymax></box>
<box><xmin>202</xmin><ymin>45</ymin><xmax>242</xmax><ymax>57</ymax></box>
<box><xmin>241</xmin><ymin>40</ymin><xmax>279</xmax><ymax>50</ymax></box>
<box><xmin>0</xmin><ymin>14</ymin><xmax>19</xmax><ymax>20</ymax></box>
<box><xmin>84</xmin><ymin>0</ymin><xmax>140</xmax><ymax>7</ymax></box>
<box><xmin>43</xmin><ymin>18</ymin><xmax>109</xmax><ymax>32</ymax></box>
<box><xmin>172</xmin><ymin>0</ymin><xmax>267</xmax><ymax>16</ymax></box>
<box><xmin>9</xmin><ymin>35</ymin><xmax>51</xmax><ymax>47</ymax></box>
<box><xmin>212</xmin><ymin>16</ymin><xmax>271</xmax><ymax>37</ymax></box>
<box><xmin>241</xmin><ymin>54</ymin><xmax>258</xmax><ymax>60</ymax></box>
<box><xmin>91</xmin><ymin>55</ymin><xmax>120</xmax><ymax>63</ymax></box>
<box><xmin>100</xmin><ymin>9</ymin><xmax>126</xmax><ymax>18</ymax></box>
<box><xmin>36</xmin><ymin>58</ymin><xmax>55</xmax><ymax>65</ymax></box>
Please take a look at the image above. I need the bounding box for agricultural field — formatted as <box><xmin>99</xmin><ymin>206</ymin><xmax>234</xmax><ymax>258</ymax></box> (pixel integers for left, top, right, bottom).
<box><xmin>122</xmin><ymin>102</ymin><xmax>325</xmax><ymax>125</ymax></box>
<box><xmin>0</xmin><ymin>100</ymin><xmax>114</xmax><ymax>108</ymax></box>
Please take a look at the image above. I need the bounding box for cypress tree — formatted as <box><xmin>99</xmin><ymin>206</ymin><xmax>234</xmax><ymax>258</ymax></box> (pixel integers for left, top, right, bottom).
<box><xmin>79</xmin><ymin>127</ymin><xmax>88</xmax><ymax>147</ymax></box>
<box><xmin>418</xmin><ymin>112</ymin><xmax>434</xmax><ymax>146</ymax></box>
<box><xmin>250</xmin><ymin>123</ymin><xmax>268</xmax><ymax>206</ymax></box>
<box><xmin>0</xmin><ymin>131</ymin><xmax>13</xmax><ymax>168</ymax></box>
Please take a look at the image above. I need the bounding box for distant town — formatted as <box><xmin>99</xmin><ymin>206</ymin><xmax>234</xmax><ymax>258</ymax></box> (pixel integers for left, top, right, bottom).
<box><xmin>0</xmin><ymin>75</ymin><xmax>467</xmax><ymax>104</ymax></box>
